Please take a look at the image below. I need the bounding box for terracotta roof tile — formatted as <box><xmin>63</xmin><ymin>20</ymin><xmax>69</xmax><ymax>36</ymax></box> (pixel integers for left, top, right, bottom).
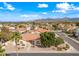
<box><xmin>35</xmin><ymin>28</ymin><xmax>50</xmax><ymax>33</ymax></box>
<box><xmin>21</xmin><ymin>33</ymin><xmax>40</xmax><ymax>41</ymax></box>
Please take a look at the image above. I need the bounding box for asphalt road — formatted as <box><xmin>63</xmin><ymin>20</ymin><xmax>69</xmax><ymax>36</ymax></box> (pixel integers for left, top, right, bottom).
<box><xmin>56</xmin><ymin>32</ymin><xmax>79</xmax><ymax>51</ymax></box>
<box><xmin>6</xmin><ymin>53</ymin><xmax>79</xmax><ymax>56</ymax></box>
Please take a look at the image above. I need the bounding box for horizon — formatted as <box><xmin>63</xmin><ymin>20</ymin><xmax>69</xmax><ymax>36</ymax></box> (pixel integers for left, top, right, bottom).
<box><xmin>0</xmin><ymin>2</ymin><xmax>79</xmax><ymax>22</ymax></box>
<box><xmin>0</xmin><ymin>17</ymin><xmax>79</xmax><ymax>22</ymax></box>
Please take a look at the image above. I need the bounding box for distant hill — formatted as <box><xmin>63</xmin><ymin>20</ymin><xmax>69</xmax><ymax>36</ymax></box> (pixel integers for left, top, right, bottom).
<box><xmin>34</xmin><ymin>18</ymin><xmax>79</xmax><ymax>22</ymax></box>
<box><xmin>68</xmin><ymin>18</ymin><xmax>79</xmax><ymax>22</ymax></box>
<box><xmin>0</xmin><ymin>18</ymin><xmax>79</xmax><ymax>23</ymax></box>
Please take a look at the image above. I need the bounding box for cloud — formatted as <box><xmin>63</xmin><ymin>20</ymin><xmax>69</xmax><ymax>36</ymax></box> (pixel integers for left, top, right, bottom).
<box><xmin>21</xmin><ymin>14</ymin><xmax>39</xmax><ymax>18</ymax></box>
<box><xmin>20</xmin><ymin>14</ymin><xmax>41</xmax><ymax>21</ymax></box>
<box><xmin>56</xmin><ymin>2</ymin><xmax>79</xmax><ymax>11</ymax></box>
<box><xmin>42</xmin><ymin>12</ymin><xmax>47</xmax><ymax>14</ymax></box>
<box><xmin>56</xmin><ymin>3</ymin><xmax>71</xmax><ymax>10</ymax></box>
<box><xmin>74</xmin><ymin>7</ymin><xmax>79</xmax><ymax>10</ymax></box>
<box><xmin>52</xmin><ymin>3</ymin><xmax>70</xmax><ymax>13</ymax></box>
<box><xmin>37</xmin><ymin>4</ymin><xmax>48</xmax><ymax>8</ymax></box>
<box><xmin>52</xmin><ymin>10</ymin><xmax>66</xmax><ymax>13</ymax></box>
<box><xmin>3</xmin><ymin>2</ymin><xmax>15</xmax><ymax>11</ymax></box>
<box><xmin>52</xmin><ymin>2</ymin><xmax>79</xmax><ymax>13</ymax></box>
<box><xmin>0</xmin><ymin>7</ymin><xmax>4</xmax><ymax>10</ymax></box>
<box><xmin>77</xmin><ymin>15</ymin><xmax>79</xmax><ymax>17</ymax></box>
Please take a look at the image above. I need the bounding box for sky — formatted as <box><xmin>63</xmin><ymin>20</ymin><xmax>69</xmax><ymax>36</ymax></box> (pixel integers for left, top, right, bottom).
<box><xmin>0</xmin><ymin>2</ymin><xmax>79</xmax><ymax>22</ymax></box>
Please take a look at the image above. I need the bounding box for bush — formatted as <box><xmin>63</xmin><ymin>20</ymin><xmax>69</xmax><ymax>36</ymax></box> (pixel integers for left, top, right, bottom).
<box><xmin>57</xmin><ymin>47</ymin><xmax>62</xmax><ymax>51</ymax></box>
<box><xmin>57</xmin><ymin>44</ymin><xmax>70</xmax><ymax>51</ymax></box>
<box><xmin>40</xmin><ymin>32</ymin><xmax>56</xmax><ymax>47</ymax></box>
<box><xmin>40</xmin><ymin>32</ymin><xmax>64</xmax><ymax>47</ymax></box>
<box><xmin>0</xmin><ymin>45</ymin><xmax>5</xmax><ymax>56</ymax></box>
<box><xmin>66</xmin><ymin>44</ymin><xmax>70</xmax><ymax>49</ymax></box>
<box><xmin>55</xmin><ymin>37</ymin><xmax>64</xmax><ymax>47</ymax></box>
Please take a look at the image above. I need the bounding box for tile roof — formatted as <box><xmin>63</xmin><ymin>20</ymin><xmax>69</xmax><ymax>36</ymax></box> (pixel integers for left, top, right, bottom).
<box><xmin>34</xmin><ymin>28</ymin><xmax>50</xmax><ymax>33</ymax></box>
<box><xmin>21</xmin><ymin>33</ymin><xmax>40</xmax><ymax>41</ymax></box>
<box><xmin>16</xmin><ymin>27</ymin><xmax>26</xmax><ymax>33</ymax></box>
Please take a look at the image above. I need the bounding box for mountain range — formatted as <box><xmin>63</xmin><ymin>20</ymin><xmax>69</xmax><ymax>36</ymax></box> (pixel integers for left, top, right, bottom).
<box><xmin>34</xmin><ymin>18</ymin><xmax>79</xmax><ymax>22</ymax></box>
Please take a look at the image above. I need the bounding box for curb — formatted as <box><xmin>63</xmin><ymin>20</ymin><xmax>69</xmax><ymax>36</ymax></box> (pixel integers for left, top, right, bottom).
<box><xmin>64</xmin><ymin>33</ymin><xmax>79</xmax><ymax>44</ymax></box>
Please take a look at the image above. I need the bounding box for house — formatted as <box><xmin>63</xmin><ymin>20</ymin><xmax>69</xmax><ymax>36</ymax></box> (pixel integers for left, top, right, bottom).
<box><xmin>75</xmin><ymin>28</ymin><xmax>79</xmax><ymax>39</ymax></box>
<box><xmin>26</xmin><ymin>26</ymin><xmax>31</xmax><ymax>30</ymax></box>
<box><xmin>58</xmin><ymin>23</ymin><xmax>77</xmax><ymax>32</ymax></box>
<box><xmin>21</xmin><ymin>33</ymin><xmax>41</xmax><ymax>46</ymax></box>
<box><xmin>58</xmin><ymin>23</ymin><xmax>65</xmax><ymax>30</ymax></box>
<box><xmin>9</xmin><ymin>27</ymin><xmax>16</xmax><ymax>32</ymax></box>
<box><xmin>0</xmin><ymin>24</ymin><xmax>3</xmax><ymax>32</ymax></box>
<box><xmin>34</xmin><ymin>28</ymin><xmax>50</xmax><ymax>33</ymax></box>
<box><xmin>66</xmin><ymin>24</ymin><xmax>77</xmax><ymax>31</ymax></box>
<box><xmin>16</xmin><ymin>27</ymin><xmax>27</xmax><ymax>33</ymax></box>
<box><xmin>0</xmin><ymin>24</ymin><xmax>3</xmax><ymax>28</ymax></box>
<box><xmin>16</xmin><ymin>24</ymin><xmax>35</xmax><ymax>33</ymax></box>
<box><xmin>21</xmin><ymin>28</ymin><xmax>51</xmax><ymax>47</ymax></box>
<box><xmin>0</xmin><ymin>28</ymin><xmax>1</xmax><ymax>32</ymax></box>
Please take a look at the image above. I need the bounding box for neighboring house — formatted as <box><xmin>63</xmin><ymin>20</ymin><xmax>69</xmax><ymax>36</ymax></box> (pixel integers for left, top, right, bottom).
<box><xmin>34</xmin><ymin>26</ymin><xmax>39</xmax><ymax>30</ymax></box>
<box><xmin>59</xmin><ymin>23</ymin><xmax>77</xmax><ymax>32</ymax></box>
<box><xmin>16</xmin><ymin>27</ymin><xmax>27</xmax><ymax>33</ymax></box>
<box><xmin>75</xmin><ymin>28</ymin><xmax>79</xmax><ymax>39</ymax></box>
<box><xmin>16</xmin><ymin>24</ymin><xmax>34</xmax><ymax>33</ymax></box>
<box><xmin>0</xmin><ymin>24</ymin><xmax>3</xmax><ymax>32</ymax></box>
<box><xmin>26</xmin><ymin>26</ymin><xmax>31</xmax><ymax>31</ymax></box>
<box><xmin>58</xmin><ymin>23</ymin><xmax>65</xmax><ymax>30</ymax></box>
<box><xmin>9</xmin><ymin>27</ymin><xmax>16</xmax><ymax>32</ymax></box>
<box><xmin>0</xmin><ymin>24</ymin><xmax>3</xmax><ymax>27</ymax></box>
<box><xmin>34</xmin><ymin>28</ymin><xmax>50</xmax><ymax>33</ymax></box>
<box><xmin>66</xmin><ymin>24</ymin><xmax>77</xmax><ymax>31</ymax></box>
<box><xmin>0</xmin><ymin>28</ymin><xmax>1</xmax><ymax>32</ymax></box>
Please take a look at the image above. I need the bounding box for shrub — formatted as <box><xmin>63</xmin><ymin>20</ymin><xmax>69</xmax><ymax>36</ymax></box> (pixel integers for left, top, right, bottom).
<box><xmin>40</xmin><ymin>32</ymin><xmax>64</xmax><ymax>47</ymax></box>
<box><xmin>66</xmin><ymin>44</ymin><xmax>70</xmax><ymax>49</ymax></box>
<box><xmin>40</xmin><ymin>32</ymin><xmax>56</xmax><ymax>47</ymax></box>
<box><xmin>55</xmin><ymin>37</ymin><xmax>64</xmax><ymax>47</ymax></box>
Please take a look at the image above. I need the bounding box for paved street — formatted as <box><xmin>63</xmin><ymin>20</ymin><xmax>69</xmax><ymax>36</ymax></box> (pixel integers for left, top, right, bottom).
<box><xmin>56</xmin><ymin>32</ymin><xmax>79</xmax><ymax>51</ymax></box>
<box><xmin>6</xmin><ymin>53</ymin><xmax>79</xmax><ymax>56</ymax></box>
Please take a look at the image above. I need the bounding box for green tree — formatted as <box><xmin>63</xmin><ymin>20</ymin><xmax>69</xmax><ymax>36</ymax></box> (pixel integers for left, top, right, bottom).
<box><xmin>0</xmin><ymin>26</ymin><xmax>13</xmax><ymax>42</ymax></box>
<box><xmin>55</xmin><ymin>37</ymin><xmax>64</xmax><ymax>47</ymax></box>
<box><xmin>52</xmin><ymin>24</ymin><xmax>58</xmax><ymax>30</ymax></box>
<box><xmin>0</xmin><ymin>45</ymin><xmax>5</xmax><ymax>56</ymax></box>
<box><xmin>40</xmin><ymin>32</ymin><xmax>64</xmax><ymax>47</ymax></box>
<box><xmin>40</xmin><ymin>32</ymin><xmax>56</xmax><ymax>47</ymax></box>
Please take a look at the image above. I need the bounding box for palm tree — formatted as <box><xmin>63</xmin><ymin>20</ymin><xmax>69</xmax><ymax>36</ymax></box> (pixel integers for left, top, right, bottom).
<box><xmin>12</xmin><ymin>32</ymin><xmax>22</xmax><ymax>56</ymax></box>
<box><xmin>0</xmin><ymin>45</ymin><xmax>5</xmax><ymax>56</ymax></box>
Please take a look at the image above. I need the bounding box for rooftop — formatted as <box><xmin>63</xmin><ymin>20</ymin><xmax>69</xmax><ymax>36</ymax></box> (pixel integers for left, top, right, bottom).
<box><xmin>34</xmin><ymin>28</ymin><xmax>50</xmax><ymax>33</ymax></box>
<box><xmin>21</xmin><ymin>33</ymin><xmax>40</xmax><ymax>41</ymax></box>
